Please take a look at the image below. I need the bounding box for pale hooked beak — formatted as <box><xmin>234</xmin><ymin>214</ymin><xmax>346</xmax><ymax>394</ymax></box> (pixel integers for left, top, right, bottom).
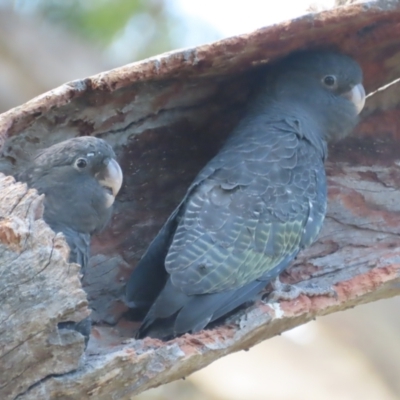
<box><xmin>96</xmin><ymin>158</ymin><xmax>123</xmax><ymax>207</ymax></box>
<box><xmin>343</xmin><ymin>83</ymin><xmax>366</xmax><ymax>115</ymax></box>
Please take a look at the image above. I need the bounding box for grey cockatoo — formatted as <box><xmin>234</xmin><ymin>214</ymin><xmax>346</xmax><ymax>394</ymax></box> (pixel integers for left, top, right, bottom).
<box><xmin>18</xmin><ymin>136</ymin><xmax>123</xmax><ymax>344</ymax></box>
<box><xmin>126</xmin><ymin>50</ymin><xmax>365</xmax><ymax>339</ymax></box>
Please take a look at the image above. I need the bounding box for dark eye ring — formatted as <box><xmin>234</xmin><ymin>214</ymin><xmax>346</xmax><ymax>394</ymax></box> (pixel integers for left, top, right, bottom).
<box><xmin>323</xmin><ymin>75</ymin><xmax>337</xmax><ymax>87</ymax></box>
<box><xmin>75</xmin><ymin>158</ymin><xmax>87</xmax><ymax>169</ymax></box>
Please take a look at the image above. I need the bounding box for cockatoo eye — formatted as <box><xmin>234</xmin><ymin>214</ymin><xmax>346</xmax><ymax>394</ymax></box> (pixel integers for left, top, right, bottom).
<box><xmin>75</xmin><ymin>158</ymin><xmax>88</xmax><ymax>169</ymax></box>
<box><xmin>322</xmin><ymin>75</ymin><xmax>337</xmax><ymax>88</ymax></box>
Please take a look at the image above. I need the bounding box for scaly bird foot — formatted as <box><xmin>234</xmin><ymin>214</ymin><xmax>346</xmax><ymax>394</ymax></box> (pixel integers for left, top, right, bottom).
<box><xmin>267</xmin><ymin>277</ymin><xmax>337</xmax><ymax>301</ymax></box>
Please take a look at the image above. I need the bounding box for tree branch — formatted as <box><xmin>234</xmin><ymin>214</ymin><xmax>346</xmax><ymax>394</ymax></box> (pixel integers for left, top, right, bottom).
<box><xmin>1</xmin><ymin>1</ymin><xmax>400</xmax><ymax>399</ymax></box>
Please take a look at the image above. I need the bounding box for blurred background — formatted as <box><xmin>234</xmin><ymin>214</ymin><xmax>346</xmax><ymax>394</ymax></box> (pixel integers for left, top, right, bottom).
<box><xmin>2</xmin><ymin>0</ymin><xmax>400</xmax><ymax>399</ymax></box>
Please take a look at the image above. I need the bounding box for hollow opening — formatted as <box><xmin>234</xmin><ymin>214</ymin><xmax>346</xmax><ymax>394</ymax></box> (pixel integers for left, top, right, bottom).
<box><xmin>2</xmin><ymin>68</ymin><xmax>400</xmax><ymax>356</ymax></box>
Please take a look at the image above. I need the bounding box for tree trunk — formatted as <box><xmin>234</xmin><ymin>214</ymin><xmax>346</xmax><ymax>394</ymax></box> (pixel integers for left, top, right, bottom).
<box><xmin>1</xmin><ymin>1</ymin><xmax>400</xmax><ymax>399</ymax></box>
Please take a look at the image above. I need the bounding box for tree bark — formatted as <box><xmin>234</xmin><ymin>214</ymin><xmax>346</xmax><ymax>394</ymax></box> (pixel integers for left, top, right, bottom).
<box><xmin>0</xmin><ymin>175</ymin><xmax>90</xmax><ymax>399</ymax></box>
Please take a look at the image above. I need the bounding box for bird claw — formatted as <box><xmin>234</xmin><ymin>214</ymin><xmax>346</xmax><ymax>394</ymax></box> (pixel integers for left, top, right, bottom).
<box><xmin>267</xmin><ymin>277</ymin><xmax>337</xmax><ymax>301</ymax></box>
<box><xmin>58</xmin><ymin>317</ymin><xmax>92</xmax><ymax>349</ymax></box>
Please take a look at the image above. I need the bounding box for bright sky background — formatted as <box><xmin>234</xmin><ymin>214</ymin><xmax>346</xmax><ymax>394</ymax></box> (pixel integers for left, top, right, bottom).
<box><xmin>170</xmin><ymin>0</ymin><xmax>336</xmax><ymax>47</ymax></box>
<box><xmin>108</xmin><ymin>0</ymin><xmax>338</xmax><ymax>65</ymax></box>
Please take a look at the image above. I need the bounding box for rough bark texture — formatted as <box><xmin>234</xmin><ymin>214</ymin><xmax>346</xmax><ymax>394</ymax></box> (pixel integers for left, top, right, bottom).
<box><xmin>1</xmin><ymin>1</ymin><xmax>400</xmax><ymax>399</ymax></box>
<box><xmin>0</xmin><ymin>176</ymin><xmax>90</xmax><ymax>399</ymax></box>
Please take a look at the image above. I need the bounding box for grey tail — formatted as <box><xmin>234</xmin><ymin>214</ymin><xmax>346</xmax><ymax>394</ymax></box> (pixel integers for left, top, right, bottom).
<box><xmin>137</xmin><ymin>279</ymin><xmax>268</xmax><ymax>339</ymax></box>
<box><xmin>125</xmin><ymin>214</ymin><xmax>178</xmax><ymax>313</ymax></box>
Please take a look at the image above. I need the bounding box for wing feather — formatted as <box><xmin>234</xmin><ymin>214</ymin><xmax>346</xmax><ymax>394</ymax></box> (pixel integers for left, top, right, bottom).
<box><xmin>163</xmin><ymin>129</ymin><xmax>325</xmax><ymax>297</ymax></box>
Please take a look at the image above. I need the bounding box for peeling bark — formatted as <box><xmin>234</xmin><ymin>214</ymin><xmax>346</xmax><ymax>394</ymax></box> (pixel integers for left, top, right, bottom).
<box><xmin>1</xmin><ymin>1</ymin><xmax>400</xmax><ymax>399</ymax></box>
